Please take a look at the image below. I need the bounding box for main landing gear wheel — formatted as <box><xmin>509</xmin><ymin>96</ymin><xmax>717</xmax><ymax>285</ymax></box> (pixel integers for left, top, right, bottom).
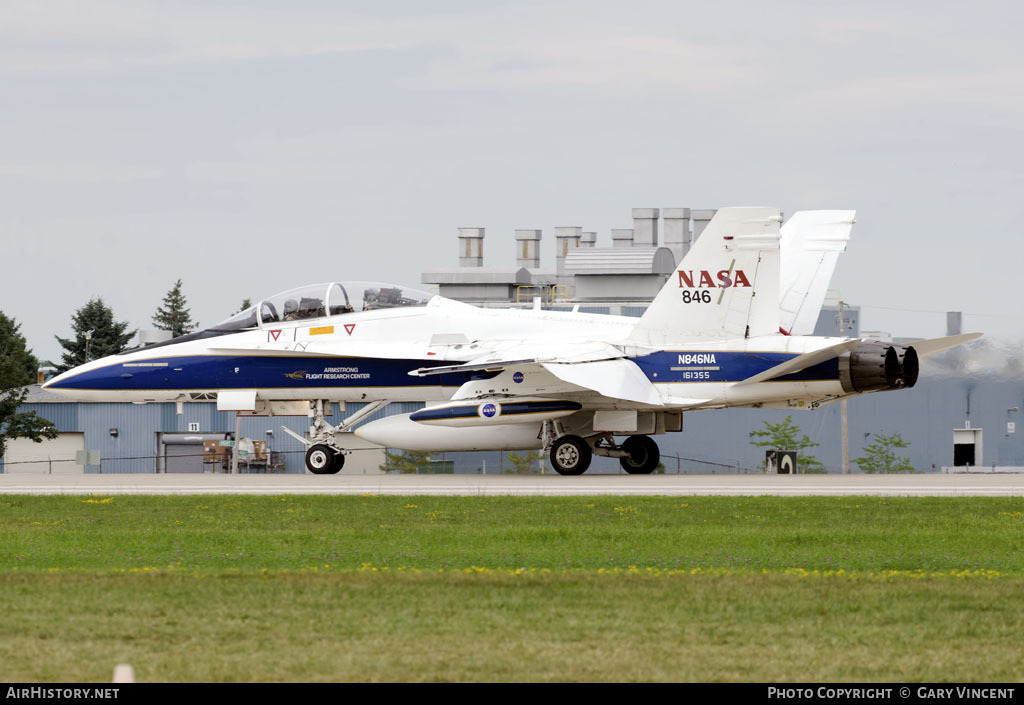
<box><xmin>305</xmin><ymin>444</ymin><xmax>343</xmax><ymax>475</ymax></box>
<box><xmin>550</xmin><ymin>435</ymin><xmax>592</xmax><ymax>476</ymax></box>
<box><xmin>619</xmin><ymin>435</ymin><xmax>660</xmax><ymax>474</ymax></box>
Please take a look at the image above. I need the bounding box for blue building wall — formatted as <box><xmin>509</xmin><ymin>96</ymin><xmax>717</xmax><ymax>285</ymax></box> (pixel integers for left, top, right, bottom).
<box><xmin>660</xmin><ymin>376</ymin><xmax>1024</xmax><ymax>473</ymax></box>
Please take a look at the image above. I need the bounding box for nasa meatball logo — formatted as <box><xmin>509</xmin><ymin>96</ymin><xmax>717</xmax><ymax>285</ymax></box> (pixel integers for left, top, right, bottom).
<box><xmin>480</xmin><ymin>403</ymin><xmax>498</xmax><ymax>418</ymax></box>
<box><xmin>512</xmin><ymin>371</ymin><xmax>524</xmax><ymax>384</ymax></box>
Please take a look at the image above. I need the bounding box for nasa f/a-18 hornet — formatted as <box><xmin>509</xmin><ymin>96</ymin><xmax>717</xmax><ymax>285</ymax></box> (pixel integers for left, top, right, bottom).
<box><xmin>44</xmin><ymin>207</ymin><xmax>980</xmax><ymax>474</ymax></box>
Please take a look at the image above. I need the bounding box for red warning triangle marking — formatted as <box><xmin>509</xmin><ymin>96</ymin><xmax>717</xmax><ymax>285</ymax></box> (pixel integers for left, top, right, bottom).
<box><xmin>270</xmin><ymin>330</ymin><xmax>281</xmax><ymax>341</ymax></box>
<box><xmin>344</xmin><ymin>324</ymin><xmax>356</xmax><ymax>336</ymax></box>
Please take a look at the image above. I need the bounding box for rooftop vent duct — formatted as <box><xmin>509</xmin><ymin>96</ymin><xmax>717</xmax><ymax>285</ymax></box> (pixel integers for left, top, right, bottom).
<box><xmin>458</xmin><ymin>227</ymin><xmax>484</xmax><ymax>267</ymax></box>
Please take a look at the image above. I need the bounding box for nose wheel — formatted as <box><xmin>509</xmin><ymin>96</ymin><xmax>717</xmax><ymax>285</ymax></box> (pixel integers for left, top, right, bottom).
<box><xmin>549</xmin><ymin>435</ymin><xmax>592</xmax><ymax>475</ymax></box>
<box><xmin>305</xmin><ymin>444</ymin><xmax>345</xmax><ymax>474</ymax></box>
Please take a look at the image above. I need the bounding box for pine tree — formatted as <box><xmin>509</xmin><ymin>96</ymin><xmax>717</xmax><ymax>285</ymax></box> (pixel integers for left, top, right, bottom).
<box><xmin>235</xmin><ymin>298</ymin><xmax>253</xmax><ymax>315</ymax></box>
<box><xmin>54</xmin><ymin>298</ymin><xmax>136</xmax><ymax>373</ymax></box>
<box><xmin>153</xmin><ymin>279</ymin><xmax>198</xmax><ymax>339</ymax></box>
<box><xmin>1</xmin><ymin>311</ymin><xmax>58</xmax><ymax>459</ymax></box>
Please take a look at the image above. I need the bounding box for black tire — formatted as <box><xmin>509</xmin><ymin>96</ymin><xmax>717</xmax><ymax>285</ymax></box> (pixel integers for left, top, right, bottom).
<box><xmin>550</xmin><ymin>435</ymin><xmax>592</xmax><ymax>476</ymax></box>
<box><xmin>305</xmin><ymin>444</ymin><xmax>337</xmax><ymax>474</ymax></box>
<box><xmin>619</xmin><ymin>435</ymin><xmax>660</xmax><ymax>474</ymax></box>
<box><xmin>330</xmin><ymin>451</ymin><xmax>346</xmax><ymax>474</ymax></box>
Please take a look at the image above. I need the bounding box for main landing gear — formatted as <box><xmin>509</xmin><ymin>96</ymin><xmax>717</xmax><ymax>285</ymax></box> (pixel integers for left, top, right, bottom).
<box><xmin>543</xmin><ymin>422</ymin><xmax>661</xmax><ymax>476</ymax></box>
<box><xmin>617</xmin><ymin>435</ymin><xmax>660</xmax><ymax>474</ymax></box>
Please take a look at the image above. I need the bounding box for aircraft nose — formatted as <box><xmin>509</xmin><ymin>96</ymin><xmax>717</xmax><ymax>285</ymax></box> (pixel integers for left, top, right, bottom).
<box><xmin>40</xmin><ymin>358</ymin><xmax>121</xmax><ymax>397</ymax></box>
<box><xmin>41</xmin><ymin>368</ymin><xmax>73</xmax><ymax>391</ymax></box>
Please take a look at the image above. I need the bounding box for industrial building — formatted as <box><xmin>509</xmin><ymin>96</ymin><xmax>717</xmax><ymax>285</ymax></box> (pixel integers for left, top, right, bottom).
<box><xmin>4</xmin><ymin>206</ymin><xmax>1022</xmax><ymax>474</ymax></box>
<box><xmin>2</xmin><ymin>385</ymin><xmax>413</xmax><ymax>475</ymax></box>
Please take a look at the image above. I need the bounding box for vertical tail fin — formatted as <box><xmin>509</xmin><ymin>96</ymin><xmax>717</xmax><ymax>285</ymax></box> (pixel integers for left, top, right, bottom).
<box><xmin>627</xmin><ymin>207</ymin><xmax>782</xmax><ymax>345</ymax></box>
<box><xmin>779</xmin><ymin>210</ymin><xmax>855</xmax><ymax>336</ymax></box>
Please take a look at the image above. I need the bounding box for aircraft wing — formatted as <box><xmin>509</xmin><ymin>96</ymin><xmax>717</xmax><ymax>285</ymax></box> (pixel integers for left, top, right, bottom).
<box><xmin>540</xmin><ymin>359</ymin><xmax>663</xmax><ymax>406</ymax></box>
<box><xmin>410</xmin><ymin>342</ymin><xmax>664</xmax><ymax>405</ymax></box>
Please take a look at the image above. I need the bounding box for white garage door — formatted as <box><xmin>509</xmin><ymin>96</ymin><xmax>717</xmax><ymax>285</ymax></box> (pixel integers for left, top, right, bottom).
<box><xmin>3</xmin><ymin>433</ymin><xmax>85</xmax><ymax>474</ymax></box>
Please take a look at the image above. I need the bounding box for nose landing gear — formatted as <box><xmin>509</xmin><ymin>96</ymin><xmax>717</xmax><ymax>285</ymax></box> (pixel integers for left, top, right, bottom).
<box><xmin>304</xmin><ymin>443</ymin><xmax>345</xmax><ymax>475</ymax></box>
<box><xmin>281</xmin><ymin>399</ymin><xmax>392</xmax><ymax>475</ymax></box>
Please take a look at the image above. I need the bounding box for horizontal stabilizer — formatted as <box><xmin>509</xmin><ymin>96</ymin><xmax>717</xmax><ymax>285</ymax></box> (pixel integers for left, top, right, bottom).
<box><xmin>733</xmin><ymin>339</ymin><xmax>861</xmax><ymax>387</ymax></box>
<box><xmin>541</xmin><ymin>358</ymin><xmax>663</xmax><ymax>406</ymax></box>
<box><xmin>909</xmin><ymin>332</ymin><xmax>983</xmax><ymax>357</ymax></box>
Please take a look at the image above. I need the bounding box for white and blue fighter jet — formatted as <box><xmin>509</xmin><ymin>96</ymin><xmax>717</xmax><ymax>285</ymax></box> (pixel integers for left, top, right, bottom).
<box><xmin>43</xmin><ymin>207</ymin><xmax>979</xmax><ymax>474</ymax></box>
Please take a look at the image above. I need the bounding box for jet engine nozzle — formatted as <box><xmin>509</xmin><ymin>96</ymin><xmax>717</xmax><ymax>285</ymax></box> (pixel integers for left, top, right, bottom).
<box><xmin>840</xmin><ymin>341</ymin><xmax>920</xmax><ymax>394</ymax></box>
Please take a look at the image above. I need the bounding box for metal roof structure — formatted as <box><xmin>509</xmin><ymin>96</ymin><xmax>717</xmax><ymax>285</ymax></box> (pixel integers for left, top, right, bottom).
<box><xmin>564</xmin><ymin>247</ymin><xmax>676</xmax><ymax>275</ymax></box>
<box><xmin>420</xmin><ymin>267</ymin><xmax>532</xmax><ymax>285</ymax></box>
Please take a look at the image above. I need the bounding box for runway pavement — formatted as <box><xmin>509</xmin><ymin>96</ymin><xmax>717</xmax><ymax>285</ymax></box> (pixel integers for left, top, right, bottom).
<box><xmin>1</xmin><ymin>473</ymin><xmax>1023</xmax><ymax>496</ymax></box>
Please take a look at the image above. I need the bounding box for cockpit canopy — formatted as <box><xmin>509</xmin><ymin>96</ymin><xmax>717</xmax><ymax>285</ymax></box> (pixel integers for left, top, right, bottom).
<box><xmin>210</xmin><ymin>282</ymin><xmax>433</xmax><ymax>332</ymax></box>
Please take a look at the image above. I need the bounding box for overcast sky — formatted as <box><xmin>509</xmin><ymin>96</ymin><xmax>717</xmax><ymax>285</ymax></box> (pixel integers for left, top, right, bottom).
<box><xmin>2</xmin><ymin>1</ymin><xmax>1022</xmax><ymax>363</ymax></box>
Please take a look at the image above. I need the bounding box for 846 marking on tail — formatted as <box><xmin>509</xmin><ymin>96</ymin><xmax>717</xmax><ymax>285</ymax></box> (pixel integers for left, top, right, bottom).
<box><xmin>681</xmin><ymin>290</ymin><xmax>712</xmax><ymax>304</ymax></box>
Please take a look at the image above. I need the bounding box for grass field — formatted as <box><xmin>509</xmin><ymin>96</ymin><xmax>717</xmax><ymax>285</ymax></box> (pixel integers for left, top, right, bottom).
<box><xmin>1</xmin><ymin>495</ymin><xmax>1023</xmax><ymax>682</ymax></box>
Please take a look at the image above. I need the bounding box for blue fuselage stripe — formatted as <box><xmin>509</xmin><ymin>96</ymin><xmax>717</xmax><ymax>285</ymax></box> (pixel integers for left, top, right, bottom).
<box><xmin>632</xmin><ymin>352</ymin><xmax>839</xmax><ymax>383</ymax></box>
<box><xmin>410</xmin><ymin>406</ymin><xmax>482</xmax><ymax>421</ymax></box>
<box><xmin>48</xmin><ymin>355</ymin><xmax>468</xmax><ymax>391</ymax></box>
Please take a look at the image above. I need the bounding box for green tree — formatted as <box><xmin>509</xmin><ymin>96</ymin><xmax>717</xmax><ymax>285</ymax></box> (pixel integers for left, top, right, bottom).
<box><xmin>1</xmin><ymin>311</ymin><xmax>57</xmax><ymax>461</ymax></box>
<box><xmin>55</xmin><ymin>298</ymin><xmax>136</xmax><ymax>372</ymax></box>
<box><xmin>235</xmin><ymin>298</ymin><xmax>253</xmax><ymax>315</ymax></box>
<box><xmin>379</xmin><ymin>449</ymin><xmax>435</xmax><ymax>474</ymax></box>
<box><xmin>153</xmin><ymin>279</ymin><xmax>198</xmax><ymax>338</ymax></box>
<box><xmin>749</xmin><ymin>415</ymin><xmax>827</xmax><ymax>473</ymax></box>
<box><xmin>854</xmin><ymin>432</ymin><xmax>917</xmax><ymax>474</ymax></box>
<box><xmin>503</xmin><ymin>450</ymin><xmax>545</xmax><ymax>474</ymax></box>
